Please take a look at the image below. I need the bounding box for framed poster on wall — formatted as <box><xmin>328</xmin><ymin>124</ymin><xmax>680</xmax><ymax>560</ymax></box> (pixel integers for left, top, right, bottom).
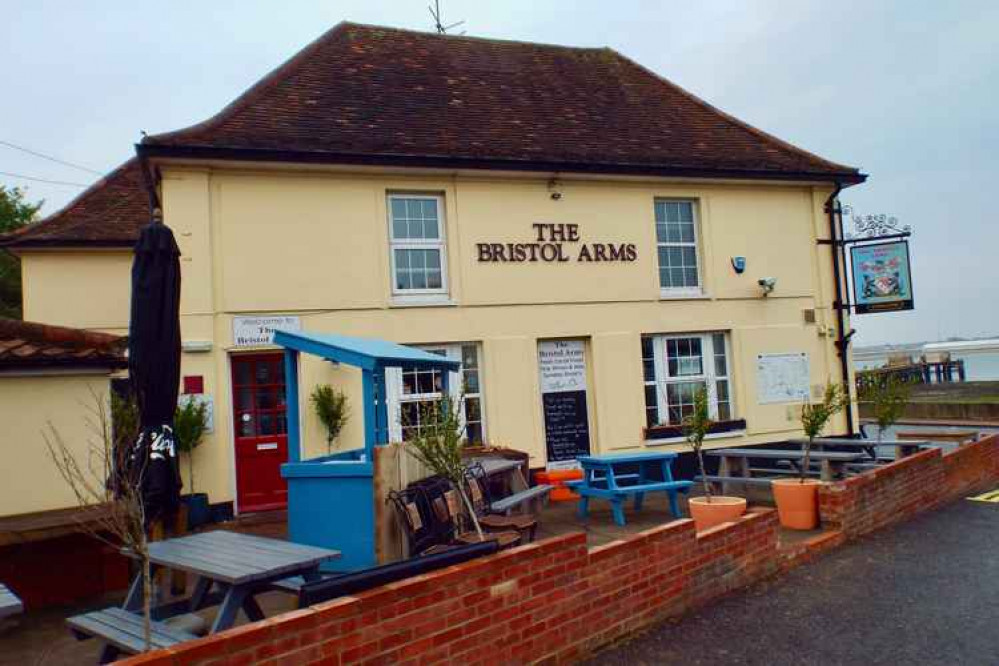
<box><xmin>538</xmin><ymin>340</ymin><xmax>591</xmax><ymax>469</ymax></box>
<box><xmin>850</xmin><ymin>241</ymin><xmax>914</xmax><ymax>314</ymax></box>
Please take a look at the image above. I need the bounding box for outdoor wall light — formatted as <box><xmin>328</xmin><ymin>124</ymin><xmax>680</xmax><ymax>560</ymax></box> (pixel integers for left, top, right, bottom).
<box><xmin>548</xmin><ymin>178</ymin><xmax>563</xmax><ymax>200</ymax></box>
<box><xmin>758</xmin><ymin>277</ymin><xmax>777</xmax><ymax>296</ymax></box>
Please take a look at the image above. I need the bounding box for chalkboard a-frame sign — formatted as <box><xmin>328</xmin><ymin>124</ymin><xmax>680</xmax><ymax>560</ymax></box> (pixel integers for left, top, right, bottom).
<box><xmin>538</xmin><ymin>340</ymin><xmax>591</xmax><ymax>468</ymax></box>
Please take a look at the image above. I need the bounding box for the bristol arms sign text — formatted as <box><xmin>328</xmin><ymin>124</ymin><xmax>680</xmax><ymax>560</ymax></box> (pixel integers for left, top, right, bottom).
<box><xmin>476</xmin><ymin>224</ymin><xmax>638</xmax><ymax>263</ymax></box>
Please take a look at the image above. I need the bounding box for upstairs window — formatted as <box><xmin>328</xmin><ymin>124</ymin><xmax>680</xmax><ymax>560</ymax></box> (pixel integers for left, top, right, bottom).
<box><xmin>388</xmin><ymin>194</ymin><xmax>448</xmax><ymax>297</ymax></box>
<box><xmin>655</xmin><ymin>200</ymin><xmax>701</xmax><ymax>295</ymax></box>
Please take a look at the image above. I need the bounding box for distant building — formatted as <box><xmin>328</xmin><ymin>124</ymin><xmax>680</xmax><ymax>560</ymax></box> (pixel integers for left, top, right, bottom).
<box><xmin>0</xmin><ymin>318</ymin><xmax>126</xmax><ymax>517</ymax></box>
<box><xmin>0</xmin><ymin>23</ymin><xmax>865</xmax><ymax>515</ymax></box>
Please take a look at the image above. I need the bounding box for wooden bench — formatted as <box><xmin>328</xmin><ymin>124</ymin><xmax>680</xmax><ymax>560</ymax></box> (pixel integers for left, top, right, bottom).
<box><xmin>490</xmin><ymin>484</ymin><xmax>552</xmax><ymax>515</ymax></box>
<box><xmin>695</xmin><ymin>475</ymin><xmax>775</xmax><ymax>488</ymax></box>
<box><xmin>67</xmin><ymin>607</ymin><xmax>199</xmax><ymax>663</ymax></box>
<box><xmin>0</xmin><ymin>584</ymin><xmax>23</xmax><ymax>620</ymax></box>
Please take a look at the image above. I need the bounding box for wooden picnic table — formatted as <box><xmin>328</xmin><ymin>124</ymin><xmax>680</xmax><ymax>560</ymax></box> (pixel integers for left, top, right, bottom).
<box><xmin>69</xmin><ymin>531</ymin><xmax>339</xmax><ymax>663</ymax></box>
<box><xmin>790</xmin><ymin>437</ymin><xmax>930</xmax><ymax>462</ymax></box>
<box><xmin>707</xmin><ymin>448</ymin><xmax>866</xmax><ymax>493</ymax></box>
<box><xmin>569</xmin><ymin>452</ymin><xmax>692</xmax><ymax>526</ymax></box>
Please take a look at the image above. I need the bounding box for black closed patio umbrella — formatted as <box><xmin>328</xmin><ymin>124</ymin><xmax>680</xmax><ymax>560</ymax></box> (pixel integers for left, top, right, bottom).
<box><xmin>126</xmin><ymin>209</ymin><xmax>183</xmax><ymax>525</ymax></box>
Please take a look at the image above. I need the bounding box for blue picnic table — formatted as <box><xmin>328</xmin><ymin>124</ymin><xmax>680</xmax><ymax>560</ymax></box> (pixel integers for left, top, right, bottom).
<box><xmin>567</xmin><ymin>452</ymin><xmax>693</xmax><ymax>527</ymax></box>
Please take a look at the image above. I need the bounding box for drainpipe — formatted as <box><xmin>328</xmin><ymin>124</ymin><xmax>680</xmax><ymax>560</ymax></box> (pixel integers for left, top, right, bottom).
<box><xmin>825</xmin><ymin>183</ymin><xmax>855</xmax><ymax>436</ymax></box>
<box><xmin>136</xmin><ymin>145</ymin><xmax>162</xmax><ymax>221</ymax></box>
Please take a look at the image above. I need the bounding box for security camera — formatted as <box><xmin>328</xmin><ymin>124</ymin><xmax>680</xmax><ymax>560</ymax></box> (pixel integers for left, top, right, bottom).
<box><xmin>758</xmin><ymin>277</ymin><xmax>777</xmax><ymax>296</ymax></box>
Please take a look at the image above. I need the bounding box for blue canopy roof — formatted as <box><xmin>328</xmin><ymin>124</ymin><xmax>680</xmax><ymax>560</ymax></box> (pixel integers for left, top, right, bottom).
<box><xmin>272</xmin><ymin>330</ymin><xmax>462</xmax><ymax>371</ymax></box>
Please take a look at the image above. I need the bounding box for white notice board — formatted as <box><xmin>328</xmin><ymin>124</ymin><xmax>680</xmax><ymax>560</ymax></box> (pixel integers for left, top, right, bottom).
<box><xmin>756</xmin><ymin>353</ymin><xmax>810</xmax><ymax>404</ymax></box>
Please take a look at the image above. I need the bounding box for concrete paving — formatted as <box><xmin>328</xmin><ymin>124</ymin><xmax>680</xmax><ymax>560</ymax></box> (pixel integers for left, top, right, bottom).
<box><xmin>585</xmin><ymin>498</ymin><xmax>999</xmax><ymax>665</ymax></box>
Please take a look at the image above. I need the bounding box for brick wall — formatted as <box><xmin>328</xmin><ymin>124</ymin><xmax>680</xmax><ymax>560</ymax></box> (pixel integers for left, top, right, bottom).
<box><xmin>125</xmin><ymin>509</ymin><xmax>779</xmax><ymax>665</ymax></box>
<box><xmin>126</xmin><ymin>435</ymin><xmax>999</xmax><ymax>665</ymax></box>
<box><xmin>819</xmin><ymin>434</ymin><xmax>999</xmax><ymax>538</ymax></box>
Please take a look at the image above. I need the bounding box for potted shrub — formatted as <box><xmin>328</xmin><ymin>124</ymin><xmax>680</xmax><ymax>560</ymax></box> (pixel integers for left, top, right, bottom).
<box><xmin>175</xmin><ymin>397</ymin><xmax>211</xmax><ymax>529</ymax></box>
<box><xmin>772</xmin><ymin>383</ymin><xmax>847</xmax><ymax>530</ymax></box>
<box><xmin>685</xmin><ymin>387</ymin><xmax>747</xmax><ymax>530</ymax></box>
<box><xmin>310</xmin><ymin>384</ymin><xmax>349</xmax><ymax>454</ymax></box>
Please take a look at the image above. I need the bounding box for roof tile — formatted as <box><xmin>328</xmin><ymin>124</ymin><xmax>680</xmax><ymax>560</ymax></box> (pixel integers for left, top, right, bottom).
<box><xmin>0</xmin><ymin>318</ymin><xmax>126</xmax><ymax>370</ymax></box>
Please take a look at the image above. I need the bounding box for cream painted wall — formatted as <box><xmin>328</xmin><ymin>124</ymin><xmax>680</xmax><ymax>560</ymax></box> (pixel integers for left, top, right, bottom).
<box><xmin>0</xmin><ymin>373</ymin><xmax>113</xmax><ymax>517</ymax></box>
<box><xmin>21</xmin><ymin>251</ymin><xmax>132</xmax><ymax>334</ymax></box>
<box><xmin>17</xmin><ymin>165</ymin><xmax>855</xmax><ymax>510</ymax></box>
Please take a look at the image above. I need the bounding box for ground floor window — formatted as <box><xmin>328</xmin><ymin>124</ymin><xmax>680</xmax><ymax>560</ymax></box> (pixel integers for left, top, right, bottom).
<box><xmin>642</xmin><ymin>332</ymin><xmax>732</xmax><ymax>427</ymax></box>
<box><xmin>389</xmin><ymin>342</ymin><xmax>485</xmax><ymax>443</ymax></box>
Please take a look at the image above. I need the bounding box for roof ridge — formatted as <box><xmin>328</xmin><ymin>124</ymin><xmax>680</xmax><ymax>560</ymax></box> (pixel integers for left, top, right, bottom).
<box><xmin>606</xmin><ymin>48</ymin><xmax>861</xmax><ymax>176</ymax></box>
<box><xmin>0</xmin><ymin>317</ymin><xmax>124</xmax><ymax>349</ymax></box>
<box><xmin>339</xmin><ymin>20</ymin><xmax>607</xmax><ymax>52</ymax></box>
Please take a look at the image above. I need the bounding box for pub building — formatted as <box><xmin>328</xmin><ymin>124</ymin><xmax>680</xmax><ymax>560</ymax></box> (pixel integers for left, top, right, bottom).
<box><xmin>1</xmin><ymin>23</ymin><xmax>865</xmax><ymax>516</ymax></box>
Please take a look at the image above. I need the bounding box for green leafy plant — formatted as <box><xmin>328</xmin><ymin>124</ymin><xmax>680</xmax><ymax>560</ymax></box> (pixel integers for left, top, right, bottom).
<box><xmin>174</xmin><ymin>398</ymin><xmax>209</xmax><ymax>494</ymax></box>
<box><xmin>799</xmin><ymin>383</ymin><xmax>849</xmax><ymax>483</ymax></box>
<box><xmin>683</xmin><ymin>386</ymin><xmax>715</xmax><ymax>501</ymax></box>
<box><xmin>0</xmin><ymin>185</ymin><xmax>43</xmax><ymax>319</ymax></box>
<box><xmin>310</xmin><ymin>385</ymin><xmax>349</xmax><ymax>454</ymax></box>
<box><xmin>402</xmin><ymin>396</ymin><xmax>483</xmax><ymax>540</ymax></box>
<box><xmin>859</xmin><ymin>375</ymin><xmax>910</xmax><ymax>445</ymax></box>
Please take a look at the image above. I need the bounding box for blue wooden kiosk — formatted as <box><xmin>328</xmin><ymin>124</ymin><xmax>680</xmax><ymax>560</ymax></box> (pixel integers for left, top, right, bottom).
<box><xmin>274</xmin><ymin>329</ymin><xmax>461</xmax><ymax>571</ymax></box>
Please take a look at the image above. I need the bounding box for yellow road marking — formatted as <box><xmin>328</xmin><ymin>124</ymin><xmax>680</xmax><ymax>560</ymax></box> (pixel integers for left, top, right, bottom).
<box><xmin>968</xmin><ymin>489</ymin><xmax>999</xmax><ymax>503</ymax></box>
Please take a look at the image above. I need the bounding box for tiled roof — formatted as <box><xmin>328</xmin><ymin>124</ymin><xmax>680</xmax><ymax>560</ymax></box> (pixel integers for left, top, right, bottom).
<box><xmin>0</xmin><ymin>318</ymin><xmax>127</xmax><ymax>371</ymax></box>
<box><xmin>0</xmin><ymin>158</ymin><xmax>147</xmax><ymax>249</ymax></box>
<box><xmin>6</xmin><ymin>23</ymin><xmax>864</xmax><ymax>249</ymax></box>
<box><xmin>142</xmin><ymin>22</ymin><xmax>863</xmax><ymax>182</ymax></box>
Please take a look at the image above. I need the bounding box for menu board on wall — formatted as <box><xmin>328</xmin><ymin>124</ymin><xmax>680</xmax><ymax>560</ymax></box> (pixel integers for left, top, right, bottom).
<box><xmin>538</xmin><ymin>340</ymin><xmax>591</xmax><ymax>469</ymax></box>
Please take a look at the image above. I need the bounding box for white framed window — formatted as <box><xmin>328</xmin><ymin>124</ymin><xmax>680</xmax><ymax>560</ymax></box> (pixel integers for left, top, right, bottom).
<box><xmin>654</xmin><ymin>199</ymin><xmax>702</xmax><ymax>296</ymax></box>
<box><xmin>642</xmin><ymin>332</ymin><xmax>732</xmax><ymax>427</ymax></box>
<box><xmin>387</xmin><ymin>343</ymin><xmax>485</xmax><ymax>444</ymax></box>
<box><xmin>388</xmin><ymin>194</ymin><xmax>448</xmax><ymax>298</ymax></box>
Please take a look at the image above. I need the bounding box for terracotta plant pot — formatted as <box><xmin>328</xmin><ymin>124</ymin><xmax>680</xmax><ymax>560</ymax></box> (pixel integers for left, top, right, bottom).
<box><xmin>772</xmin><ymin>478</ymin><xmax>821</xmax><ymax>530</ymax></box>
<box><xmin>688</xmin><ymin>496</ymin><xmax>747</xmax><ymax>531</ymax></box>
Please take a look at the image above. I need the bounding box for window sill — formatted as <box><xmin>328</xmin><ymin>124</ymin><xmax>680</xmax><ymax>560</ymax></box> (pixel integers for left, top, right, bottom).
<box><xmin>389</xmin><ymin>295</ymin><xmax>457</xmax><ymax>308</ymax></box>
<box><xmin>645</xmin><ymin>430</ymin><xmax>746</xmax><ymax>447</ymax></box>
<box><xmin>643</xmin><ymin>418</ymin><xmax>747</xmax><ymax>445</ymax></box>
<box><xmin>659</xmin><ymin>290</ymin><xmax>711</xmax><ymax>301</ymax></box>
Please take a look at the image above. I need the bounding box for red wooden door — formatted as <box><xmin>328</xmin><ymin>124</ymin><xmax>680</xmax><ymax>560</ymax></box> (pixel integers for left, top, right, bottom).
<box><xmin>232</xmin><ymin>353</ymin><xmax>288</xmax><ymax>512</ymax></box>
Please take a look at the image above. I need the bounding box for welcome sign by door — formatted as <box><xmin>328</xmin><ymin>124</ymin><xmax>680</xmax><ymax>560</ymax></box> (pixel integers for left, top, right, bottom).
<box><xmin>538</xmin><ymin>340</ymin><xmax>591</xmax><ymax>469</ymax></box>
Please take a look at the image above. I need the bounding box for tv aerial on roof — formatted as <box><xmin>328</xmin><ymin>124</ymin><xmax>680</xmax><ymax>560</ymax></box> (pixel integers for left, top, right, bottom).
<box><xmin>429</xmin><ymin>0</ymin><xmax>466</xmax><ymax>34</ymax></box>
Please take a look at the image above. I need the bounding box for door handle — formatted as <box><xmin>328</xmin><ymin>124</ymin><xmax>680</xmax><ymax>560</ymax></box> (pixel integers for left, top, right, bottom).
<box><xmin>256</xmin><ymin>442</ymin><xmax>278</xmax><ymax>451</ymax></box>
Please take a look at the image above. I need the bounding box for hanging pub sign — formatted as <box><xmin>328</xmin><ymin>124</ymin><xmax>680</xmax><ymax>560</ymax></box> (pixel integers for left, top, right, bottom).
<box><xmin>538</xmin><ymin>340</ymin><xmax>592</xmax><ymax>469</ymax></box>
<box><xmin>850</xmin><ymin>241</ymin><xmax>914</xmax><ymax>314</ymax></box>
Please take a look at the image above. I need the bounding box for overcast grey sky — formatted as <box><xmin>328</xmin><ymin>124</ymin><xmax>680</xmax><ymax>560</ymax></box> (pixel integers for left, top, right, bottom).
<box><xmin>3</xmin><ymin>1</ymin><xmax>996</xmax><ymax>346</ymax></box>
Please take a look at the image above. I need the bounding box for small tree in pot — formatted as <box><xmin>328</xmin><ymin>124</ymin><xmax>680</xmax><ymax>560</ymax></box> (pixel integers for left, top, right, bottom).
<box><xmin>310</xmin><ymin>385</ymin><xmax>349</xmax><ymax>455</ymax></box>
<box><xmin>174</xmin><ymin>397</ymin><xmax>211</xmax><ymax>528</ymax></box>
<box><xmin>685</xmin><ymin>387</ymin><xmax>747</xmax><ymax>531</ymax></box>
<box><xmin>773</xmin><ymin>382</ymin><xmax>848</xmax><ymax>530</ymax></box>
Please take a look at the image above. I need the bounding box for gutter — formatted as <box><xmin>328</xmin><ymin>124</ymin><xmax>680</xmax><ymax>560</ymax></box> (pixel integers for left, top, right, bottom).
<box><xmin>825</xmin><ymin>183</ymin><xmax>856</xmax><ymax>435</ymax></box>
<box><xmin>136</xmin><ymin>143</ymin><xmax>868</xmax><ymax>186</ymax></box>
